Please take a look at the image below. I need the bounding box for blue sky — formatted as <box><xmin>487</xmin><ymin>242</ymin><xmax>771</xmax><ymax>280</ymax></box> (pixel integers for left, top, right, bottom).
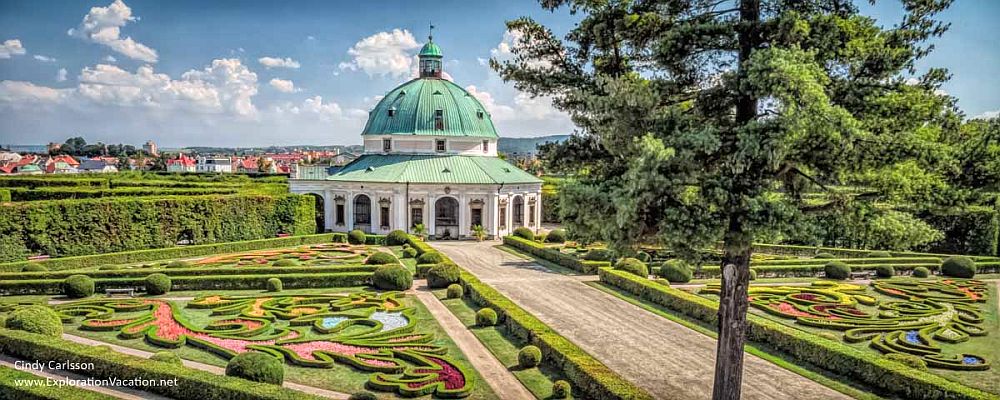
<box><xmin>0</xmin><ymin>0</ymin><xmax>996</xmax><ymax>147</ymax></box>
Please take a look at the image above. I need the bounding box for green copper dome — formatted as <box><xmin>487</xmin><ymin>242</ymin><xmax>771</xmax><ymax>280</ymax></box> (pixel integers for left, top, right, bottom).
<box><xmin>361</xmin><ymin>78</ymin><xmax>499</xmax><ymax>138</ymax></box>
<box><xmin>419</xmin><ymin>41</ymin><xmax>442</xmax><ymax>58</ymax></box>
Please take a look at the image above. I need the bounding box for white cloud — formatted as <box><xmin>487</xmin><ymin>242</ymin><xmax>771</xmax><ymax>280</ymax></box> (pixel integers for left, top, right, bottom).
<box><xmin>0</xmin><ymin>80</ymin><xmax>69</xmax><ymax>103</ymax></box>
<box><xmin>338</xmin><ymin>29</ymin><xmax>419</xmax><ymax>78</ymax></box>
<box><xmin>307</xmin><ymin>36</ymin><xmax>316</xmax><ymax>41</ymax></box>
<box><xmin>273</xmin><ymin>95</ymin><xmax>366</xmax><ymax>123</ymax></box>
<box><xmin>0</xmin><ymin>39</ymin><xmax>26</xmax><ymax>59</ymax></box>
<box><xmin>103</xmin><ymin>55</ymin><xmax>117</xmax><ymax>63</ymax></box>
<box><xmin>33</xmin><ymin>55</ymin><xmax>56</xmax><ymax>63</ymax></box>
<box><xmin>973</xmin><ymin>110</ymin><xmax>999</xmax><ymax>120</ymax></box>
<box><xmin>488</xmin><ymin>29</ymin><xmax>555</xmax><ymax>69</ymax></box>
<box><xmin>56</xmin><ymin>68</ymin><xmax>68</xmax><ymax>82</ymax></box>
<box><xmin>465</xmin><ymin>84</ymin><xmax>573</xmax><ymax>135</ymax></box>
<box><xmin>67</xmin><ymin>0</ymin><xmax>158</xmax><ymax>63</ymax></box>
<box><xmin>269</xmin><ymin>78</ymin><xmax>298</xmax><ymax>93</ymax></box>
<box><xmin>258</xmin><ymin>56</ymin><xmax>300</xmax><ymax>69</ymax></box>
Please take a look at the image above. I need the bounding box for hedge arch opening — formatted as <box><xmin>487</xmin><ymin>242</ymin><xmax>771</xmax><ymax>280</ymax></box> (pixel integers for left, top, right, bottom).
<box><xmin>305</xmin><ymin>193</ymin><xmax>325</xmax><ymax>233</ymax></box>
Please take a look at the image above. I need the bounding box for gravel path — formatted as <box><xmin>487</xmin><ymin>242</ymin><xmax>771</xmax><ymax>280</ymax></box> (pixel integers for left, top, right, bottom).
<box><xmin>409</xmin><ymin>280</ymin><xmax>535</xmax><ymax>400</ymax></box>
<box><xmin>431</xmin><ymin>241</ymin><xmax>851</xmax><ymax>400</ymax></box>
<box><xmin>0</xmin><ymin>353</ymin><xmax>170</xmax><ymax>400</ymax></box>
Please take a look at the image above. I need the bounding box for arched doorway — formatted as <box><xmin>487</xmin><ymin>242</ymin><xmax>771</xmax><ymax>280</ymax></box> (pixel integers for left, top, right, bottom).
<box><xmin>354</xmin><ymin>194</ymin><xmax>372</xmax><ymax>233</ymax></box>
<box><xmin>512</xmin><ymin>195</ymin><xmax>524</xmax><ymax>227</ymax></box>
<box><xmin>434</xmin><ymin>197</ymin><xmax>459</xmax><ymax>239</ymax></box>
<box><xmin>305</xmin><ymin>193</ymin><xmax>325</xmax><ymax>233</ymax></box>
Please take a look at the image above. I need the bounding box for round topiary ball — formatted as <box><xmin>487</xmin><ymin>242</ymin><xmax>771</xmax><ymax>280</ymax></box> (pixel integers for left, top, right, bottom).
<box><xmin>583</xmin><ymin>248</ymin><xmax>614</xmax><ymax>262</ymax></box>
<box><xmin>658</xmin><ymin>259</ymin><xmax>693</xmax><ymax>283</ymax></box>
<box><xmin>166</xmin><ymin>260</ymin><xmax>190</xmax><ymax>268</ymax></box>
<box><xmin>150</xmin><ymin>351</ymin><xmax>183</xmax><ymax>365</ymax></box>
<box><xmin>824</xmin><ymin>261</ymin><xmax>850</xmax><ymax>280</ymax></box>
<box><xmin>941</xmin><ymin>256</ymin><xmax>975</xmax><ymax>278</ymax></box>
<box><xmin>545</xmin><ymin>229</ymin><xmax>566</xmax><ymax>243</ymax></box>
<box><xmin>518</xmin><ymin>345</ymin><xmax>542</xmax><ymax>368</ymax></box>
<box><xmin>813</xmin><ymin>253</ymin><xmax>836</xmax><ymax>259</ymax></box>
<box><xmin>614</xmin><ymin>258</ymin><xmax>649</xmax><ymax>278</ymax></box>
<box><xmin>512</xmin><ymin>227</ymin><xmax>535</xmax><ymax>241</ymax></box>
<box><xmin>348</xmin><ymin>392</ymin><xmax>378</xmax><ymax>400</ymax></box>
<box><xmin>272</xmin><ymin>259</ymin><xmax>298</xmax><ymax>267</ymax></box>
<box><xmin>225</xmin><ymin>352</ymin><xmax>284</xmax><ymax>385</ymax></box>
<box><xmin>883</xmin><ymin>353</ymin><xmax>928</xmax><ymax>371</ymax></box>
<box><xmin>402</xmin><ymin>248</ymin><xmax>418</xmax><ymax>258</ymax></box>
<box><xmin>635</xmin><ymin>251</ymin><xmax>652</xmax><ymax>263</ymax></box>
<box><xmin>348</xmin><ymin>229</ymin><xmax>367</xmax><ymax>245</ymax></box>
<box><xmin>365</xmin><ymin>252</ymin><xmax>399</xmax><ymax>265</ymax></box>
<box><xmin>266</xmin><ymin>278</ymin><xmax>283</xmax><ymax>292</ymax></box>
<box><xmin>552</xmin><ymin>380</ymin><xmax>571</xmax><ymax>399</ymax></box>
<box><xmin>446</xmin><ymin>283</ymin><xmax>464</xmax><ymax>299</ymax></box>
<box><xmin>22</xmin><ymin>264</ymin><xmax>47</xmax><ymax>272</ymax></box>
<box><xmin>875</xmin><ymin>265</ymin><xmax>895</xmax><ymax>278</ymax></box>
<box><xmin>385</xmin><ymin>229</ymin><xmax>409</xmax><ymax>246</ymax></box>
<box><xmin>868</xmin><ymin>251</ymin><xmax>892</xmax><ymax>258</ymax></box>
<box><xmin>63</xmin><ymin>275</ymin><xmax>95</xmax><ymax>298</ymax></box>
<box><xmin>145</xmin><ymin>273</ymin><xmax>171</xmax><ymax>295</ymax></box>
<box><xmin>426</xmin><ymin>263</ymin><xmax>461</xmax><ymax>289</ymax></box>
<box><xmin>6</xmin><ymin>305</ymin><xmax>62</xmax><ymax>337</ymax></box>
<box><xmin>416</xmin><ymin>251</ymin><xmax>445</xmax><ymax>264</ymax></box>
<box><xmin>913</xmin><ymin>266</ymin><xmax>931</xmax><ymax>278</ymax></box>
<box><xmin>749</xmin><ymin>269</ymin><xmax>758</xmax><ymax>281</ymax></box>
<box><xmin>371</xmin><ymin>265</ymin><xmax>413</xmax><ymax>291</ymax></box>
<box><xmin>476</xmin><ymin>308</ymin><xmax>498</xmax><ymax>327</ymax></box>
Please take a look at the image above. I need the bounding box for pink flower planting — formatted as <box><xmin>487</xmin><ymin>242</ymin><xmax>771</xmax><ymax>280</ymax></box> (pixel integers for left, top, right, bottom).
<box><xmin>408</xmin><ymin>356</ymin><xmax>466</xmax><ymax>390</ymax></box>
<box><xmin>772</xmin><ymin>302</ymin><xmax>814</xmax><ymax>318</ymax></box>
<box><xmin>84</xmin><ymin>319</ymin><xmax>136</xmax><ymax>327</ymax></box>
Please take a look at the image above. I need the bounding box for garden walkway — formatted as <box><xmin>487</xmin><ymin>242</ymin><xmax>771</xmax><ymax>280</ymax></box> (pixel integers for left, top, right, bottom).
<box><xmin>409</xmin><ymin>280</ymin><xmax>535</xmax><ymax>400</ymax></box>
<box><xmin>0</xmin><ymin>353</ymin><xmax>170</xmax><ymax>400</ymax></box>
<box><xmin>430</xmin><ymin>241</ymin><xmax>851</xmax><ymax>400</ymax></box>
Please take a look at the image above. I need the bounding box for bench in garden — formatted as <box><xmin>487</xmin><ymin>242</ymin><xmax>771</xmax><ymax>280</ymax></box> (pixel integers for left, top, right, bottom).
<box><xmin>105</xmin><ymin>288</ymin><xmax>136</xmax><ymax>297</ymax></box>
<box><xmin>849</xmin><ymin>271</ymin><xmax>874</xmax><ymax>280</ymax></box>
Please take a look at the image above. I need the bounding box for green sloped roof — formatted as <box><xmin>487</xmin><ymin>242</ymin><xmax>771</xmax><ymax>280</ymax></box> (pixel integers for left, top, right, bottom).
<box><xmin>361</xmin><ymin>78</ymin><xmax>498</xmax><ymax>138</ymax></box>
<box><xmin>419</xmin><ymin>41</ymin><xmax>442</xmax><ymax>57</ymax></box>
<box><xmin>326</xmin><ymin>154</ymin><xmax>541</xmax><ymax>185</ymax></box>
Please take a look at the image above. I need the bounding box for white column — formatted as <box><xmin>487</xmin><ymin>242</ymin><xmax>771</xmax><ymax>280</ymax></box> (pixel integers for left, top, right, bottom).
<box><xmin>459</xmin><ymin>192</ymin><xmax>468</xmax><ymax>238</ymax></box>
<box><xmin>428</xmin><ymin>195</ymin><xmax>436</xmax><ymax>238</ymax></box>
<box><xmin>323</xmin><ymin>190</ymin><xmax>334</xmax><ymax>231</ymax></box>
<box><xmin>346</xmin><ymin>192</ymin><xmax>354</xmax><ymax>231</ymax></box>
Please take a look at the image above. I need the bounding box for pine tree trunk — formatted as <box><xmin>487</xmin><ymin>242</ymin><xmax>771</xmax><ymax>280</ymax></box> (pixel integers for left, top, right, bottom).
<box><xmin>711</xmin><ymin>215</ymin><xmax>752</xmax><ymax>400</ymax></box>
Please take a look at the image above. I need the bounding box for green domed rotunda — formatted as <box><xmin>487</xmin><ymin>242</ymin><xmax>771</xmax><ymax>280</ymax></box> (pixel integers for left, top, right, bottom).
<box><xmin>290</xmin><ymin>32</ymin><xmax>542</xmax><ymax>240</ymax></box>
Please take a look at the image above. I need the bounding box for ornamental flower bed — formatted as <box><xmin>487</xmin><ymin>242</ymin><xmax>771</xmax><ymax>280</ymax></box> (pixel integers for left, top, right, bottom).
<box><xmin>50</xmin><ymin>291</ymin><xmax>474</xmax><ymax>398</ymax></box>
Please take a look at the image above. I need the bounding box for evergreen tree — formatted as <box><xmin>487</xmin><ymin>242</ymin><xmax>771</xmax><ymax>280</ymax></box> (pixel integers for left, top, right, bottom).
<box><xmin>493</xmin><ymin>1</ymin><xmax>956</xmax><ymax>397</ymax></box>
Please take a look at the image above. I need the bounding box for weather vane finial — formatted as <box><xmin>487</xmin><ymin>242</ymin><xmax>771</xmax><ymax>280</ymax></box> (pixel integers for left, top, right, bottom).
<box><xmin>429</xmin><ymin>23</ymin><xmax>435</xmax><ymax>41</ymax></box>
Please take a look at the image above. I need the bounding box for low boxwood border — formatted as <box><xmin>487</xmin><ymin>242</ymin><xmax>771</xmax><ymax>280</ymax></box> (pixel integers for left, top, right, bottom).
<box><xmin>0</xmin><ymin>328</ymin><xmax>324</xmax><ymax>400</ymax></box>
<box><xmin>744</xmin><ymin>243</ymin><xmax>999</xmax><ymax>262</ymax></box>
<box><xmin>598</xmin><ymin>267</ymin><xmax>996</xmax><ymax>400</ymax></box>
<box><xmin>407</xmin><ymin>235</ymin><xmax>652</xmax><ymax>400</ymax></box>
<box><xmin>0</xmin><ymin>265</ymin><xmax>376</xmax><ymax>281</ymax></box>
<box><xmin>503</xmin><ymin>236</ymin><xmax>610</xmax><ymax>274</ymax></box>
<box><xmin>0</xmin><ymin>272</ymin><xmax>371</xmax><ymax>295</ymax></box>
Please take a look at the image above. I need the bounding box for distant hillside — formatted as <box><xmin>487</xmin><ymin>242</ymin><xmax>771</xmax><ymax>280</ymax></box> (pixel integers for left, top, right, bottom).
<box><xmin>498</xmin><ymin>135</ymin><xmax>570</xmax><ymax>155</ymax></box>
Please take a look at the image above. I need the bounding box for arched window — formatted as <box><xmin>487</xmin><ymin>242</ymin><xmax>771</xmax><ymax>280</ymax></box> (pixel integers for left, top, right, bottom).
<box><xmin>354</xmin><ymin>195</ymin><xmax>371</xmax><ymax>225</ymax></box>
<box><xmin>435</xmin><ymin>197</ymin><xmax>459</xmax><ymax>226</ymax></box>
<box><xmin>512</xmin><ymin>195</ymin><xmax>524</xmax><ymax>226</ymax></box>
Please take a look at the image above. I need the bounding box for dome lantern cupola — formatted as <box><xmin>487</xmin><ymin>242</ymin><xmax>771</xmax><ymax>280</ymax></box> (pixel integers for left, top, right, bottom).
<box><xmin>418</xmin><ymin>25</ymin><xmax>443</xmax><ymax>78</ymax></box>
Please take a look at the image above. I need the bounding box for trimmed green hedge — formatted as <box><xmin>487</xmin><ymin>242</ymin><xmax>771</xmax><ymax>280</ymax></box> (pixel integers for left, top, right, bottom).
<box><xmin>0</xmin><ymin>233</ymin><xmax>339</xmax><ymax>273</ymax></box>
<box><xmin>503</xmin><ymin>236</ymin><xmax>610</xmax><ymax>274</ymax></box>
<box><xmin>0</xmin><ymin>189</ymin><xmax>10</xmax><ymax>202</ymax></box>
<box><xmin>7</xmin><ymin>187</ymin><xmax>240</xmax><ymax>201</ymax></box>
<box><xmin>0</xmin><ymin>272</ymin><xmax>371</xmax><ymax>295</ymax></box>
<box><xmin>0</xmin><ymin>194</ymin><xmax>315</xmax><ymax>262</ymax></box>
<box><xmin>0</xmin><ymin>264</ymin><xmax>375</xmax><ymax>281</ymax></box>
<box><xmin>0</xmin><ymin>329</ymin><xmax>324</xmax><ymax>400</ymax></box>
<box><xmin>745</xmin><ymin>242</ymin><xmax>1000</xmax><ymax>260</ymax></box>
<box><xmin>406</xmin><ymin>235</ymin><xmax>652</xmax><ymax>399</ymax></box>
<box><xmin>0</xmin><ymin>365</ymin><xmax>117</xmax><ymax>400</ymax></box>
<box><xmin>598</xmin><ymin>268</ymin><xmax>995</xmax><ymax>400</ymax></box>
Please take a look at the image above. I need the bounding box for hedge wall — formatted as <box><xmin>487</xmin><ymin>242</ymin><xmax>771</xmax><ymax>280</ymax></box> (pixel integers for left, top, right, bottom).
<box><xmin>598</xmin><ymin>268</ymin><xmax>996</xmax><ymax>400</ymax></box>
<box><xmin>745</xmin><ymin>243</ymin><xmax>999</xmax><ymax>261</ymax></box>
<box><xmin>503</xmin><ymin>236</ymin><xmax>610</xmax><ymax>274</ymax></box>
<box><xmin>406</xmin><ymin>235</ymin><xmax>651</xmax><ymax>400</ymax></box>
<box><xmin>0</xmin><ymin>189</ymin><xmax>10</xmax><ymax>202</ymax></box>
<box><xmin>920</xmin><ymin>206</ymin><xmax>999</xmax><ymax>257</ymax></box>
<box><xmin>0</xmin><ymin>177</ymin><xmax>109</xmax><ymax>188</ymax></box>
<box><xmin>0</xmin><ymin>233</ymin><xmax>338</xmax><ymax>273</ymax></box>
<box><xmin>0</xmin><ymin>365</ymin><xmax>116</xmax><ymax>400</ymax></box>
<box><xmin>0</xmin><ymin>329</ymin><xmax>324</xmax><ymax>400</ymax></box>
<box><xmin>0</xmin><ymin>264</ymin><xmax>375</xmax><ymax>281</ymax></box>
<box><xmin>0</xmin><ymin>272</ymin><xmax>371</xmax><ymax>295</ymax></box>
<box><xmin>7</xmin><ymin>187</ymin><xmax>239</xmax><ymax>201</ymax></box>
<box><xmin>0</xmin><ymin>194</ymin><xmax>316</xmax><ymax>262</ymax></box>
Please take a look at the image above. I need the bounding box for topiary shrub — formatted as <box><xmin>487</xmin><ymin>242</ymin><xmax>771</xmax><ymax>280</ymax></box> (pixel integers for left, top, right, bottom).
<box><xmin>150</xmin><ymin>351</ymin><xmax>183</xmax><ymax>365</ymax></box>
<box><xmin>658</xmin><ymin>259</ymin><xmax>692</xmax><ymax>283</ymax></box>
<box><xmin>868</xmin><ymin>251</ymin><xmax>892</xmax><ymax>258</ymax></box>
<box><xmin>416</xmin><ymin>251</ymin><xmax>445</xmax><ymax>264</ymax></box>
<box><xmin>513</xmin><ymin>227</ymin><xmax>535</xmax><ymax>240</ymax></box>
<box><xmin>824</xmin><ymin>261</ymin><xmax>850</xmax><ymax>280</ymax></box>
<box><xmin>272</xmin><ymin>259</ymin><xmax>298</xmax><ymax>267</ymax></box>
<box><xmin>427</xmin><ymin>263</ymin><xmax>461</xmax><ymax>288</ymax></box>
<box><xmin>583</xmin><ymin>248</ymin><xmax>614</xmax><ymax>262</ymax></box>
<box><xmin>366</xmin><ymin>252</ymin><xmax>399</xmax><ymax>265</ymax></box>
<box><xmin>875</xmin><ymin>265</ymin><xmax>895</xmax><ymax>278</ymax></box>
<box><xmin>749</xmin><ymin>269</ymin><xmax>757</xmax><ymax>280</ymax></box>
<box><xmin>552</xmin><ymin>380</ymin><xmax>571</xmax><ymax>399</ymax></box>
<box><xmin>166</xmin><ymin>260</ymin><xmax>190</xmax><ymax>268</ymax></box>
<box><xmin>614</xmin><ymin>258</ymin><xmax>648</xmax><ymax>278</ymax></box>
<box><xmin>814</xmin><ymin>253</ymin><xmax>836</xmax><ymax>259</ymax></box>
<box><xmin>371</xmin><ymin>265</ymin><xmax>413</xmax><ymax>291</ymax></box>
<box><xmin>545</xmin><ymin>229</ymin><xmax>566</xmax><ymax>243</ymax></box>
<box><xmin>348</xmin><ymin>229</ymin><xmax>367</xmax><ymax>245</ymax></box>
<box><xmin>636</xmin><ymin>251</ymin><xmax>652</xmax><ymax>263</ymax></box>
<box><xmin>225</xmin><ymin>352</ymin><xmax>284</xmax><ymax>385</ymax></box>
<box><xmin>348</xmin><ymin>393</ymin><xmax>378</xmax><ymax>400</ymax></box>
<box><xmin>402</xmin><ymin>248</ymin><xmax>418</xmax><ymax>258</ymax></box>
<box><xmin>941</xmin><ymin>256</ymin><xmax>976</xmax><ymax>278</ymax></box>
<box><xmin>22</xmin><ymin>264</ymin><xmax>47</xmax><ymax>272</ymax></box>
<box><xmin>385</xmin><ymin>230</ymin><xmax>409</xmax><ymax>246</ymax></box>
<box><xmin>446</xmin><ymin>283</ymin><xmax>464</xmax><ymax>299</ymax></box>
<box><xmin>6</xmin><ymin>305</ymin><xmax>62</xmax><ymax>337</ymax></box>
<box><xmin>145</xmin><ymin>273</ymin><xmax>171</xmax><ymax>295</ymax></box>
<box><xmin>913</xmin><ymin>266</ymin><xmax>931</xmax><ymax>278</ymax></box>
<box><xmin>518</xmin><ymin>345</ymin><xmax>542</xmax><ymax>368</ymax></box>
<box><xmin>63</xmin><ymin>275</ymin><xmax>95</xmax><ymax>298</ymax></box>
<box><xmin>476</xmin><ymin>308</ymin><xmax>498</xmax><ymax>327</ymax></box>
<box><xmin>266</xmin><ymin>278</ymin><xmax>283</xmax><ymax>292</ymax></box>
<box><xmin>883</xmin><ymin>353</ymin><xmax>928</xmax><ymax>371</ymax></box>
